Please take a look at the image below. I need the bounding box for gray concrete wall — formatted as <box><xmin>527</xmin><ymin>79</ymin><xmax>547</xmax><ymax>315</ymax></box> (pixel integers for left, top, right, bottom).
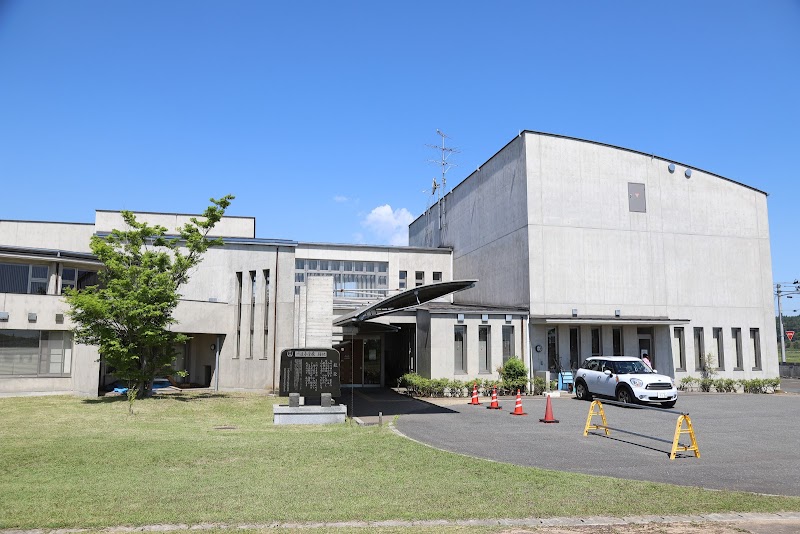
<box><xmin>523</xmin><ymin>132</ymin><xmax>777</xmax><ymax>378</ymax></box>
<box><xmin>409</xmin><ymin>135</ymin><xmax>530</xmax><ymax>307</ymax></box>
<box><xmin>95</xmin><ymin>211</ymin><xmax>255</xmax><ymax>238</ymax></box>
<box><xmin>0</xmin><ymin>221</ymin><xmax>94</xmax><ymax>252</ymax></box>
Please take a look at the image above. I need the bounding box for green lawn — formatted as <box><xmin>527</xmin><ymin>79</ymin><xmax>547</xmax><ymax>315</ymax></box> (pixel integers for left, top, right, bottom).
<box><xmin>784</xmin><ymin>349</ymin><xmax>800</xmax><ymax>363</ymax></box>
<box><xmin>2</xmin><ymin>392</ymin><xmax>799</xmax><ymax>529</ymax></box>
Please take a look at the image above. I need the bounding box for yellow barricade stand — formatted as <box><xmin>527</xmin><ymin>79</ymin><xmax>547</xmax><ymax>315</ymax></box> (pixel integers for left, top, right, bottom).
<box><xmin>583</xmin><ymin>400</ymin><xmax>700</xmax><ymax>460</ymax></box>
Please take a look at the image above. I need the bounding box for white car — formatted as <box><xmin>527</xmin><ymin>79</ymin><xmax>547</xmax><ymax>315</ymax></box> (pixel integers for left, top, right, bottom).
<box><xmin>574</xmin><ymin>356</ymin><xmax>678</xmax><ymax>408</ymax></box>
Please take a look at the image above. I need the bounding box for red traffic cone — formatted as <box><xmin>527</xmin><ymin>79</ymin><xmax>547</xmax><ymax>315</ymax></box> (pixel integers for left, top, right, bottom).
<box><xmin>510</xmin><ymin>389</ymin><xmax>527</xmax><ymax>415</ymax></box>
<box><xmin>487</xmin><ymin>386</ymin><xmax>502</xmax><ymax>409</ymax></box>
<box><xmin>469</xmin><ymin>382</ymin><xmax>481</xmax><ymax>405</ymax></box>
<box><xmin>539</xmin><ymin>393</ymin><xmax>560</xmax><ymax>423</ymax></box>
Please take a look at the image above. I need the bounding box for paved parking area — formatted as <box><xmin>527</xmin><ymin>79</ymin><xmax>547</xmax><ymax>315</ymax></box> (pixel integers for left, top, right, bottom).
<box><xmin>394</xmin><ymin>391</ymin><xmax>800</xmax><ymax>497</ymax></box>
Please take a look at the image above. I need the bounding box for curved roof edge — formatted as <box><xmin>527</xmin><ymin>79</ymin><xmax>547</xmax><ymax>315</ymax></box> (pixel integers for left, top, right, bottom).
<box><xmin>410</xmin><ymin>130</ymin><xmax>766</xmax><ymax>227</ymax></box>
<box><xmin>521</xmin><ymin>130</ymin><xmax>767</xmax><ymax>196</ymax></box>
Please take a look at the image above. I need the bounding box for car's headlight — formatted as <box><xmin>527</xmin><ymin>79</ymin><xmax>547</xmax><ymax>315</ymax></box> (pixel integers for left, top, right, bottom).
<box><xmin>670</xmin><ymin>378</ymin><xmax>675</xmax><ymax>387</ymax></box>
<box><xmin>630</xmin><ymin>378</ymin><xmax>644</xmax><ymax>388</ymax></box>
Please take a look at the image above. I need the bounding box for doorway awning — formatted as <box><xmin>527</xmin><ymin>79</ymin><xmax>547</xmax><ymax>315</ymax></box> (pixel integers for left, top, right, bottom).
<box><xmin>333</xmin><ymin>279</ymin><xmax>477</xmax><ymax>327</ymax></box>
<box><xmin>529</xmin><ymin>315</ymin><xmax>690</xmax><ymax>325</ymax></box>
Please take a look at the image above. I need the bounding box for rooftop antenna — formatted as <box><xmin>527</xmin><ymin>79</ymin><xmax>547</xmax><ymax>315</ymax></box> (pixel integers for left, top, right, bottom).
<box><xmin>425</xmin><ymin>129</ymin><xmax>459</xmax><ymax>245</ymax></box>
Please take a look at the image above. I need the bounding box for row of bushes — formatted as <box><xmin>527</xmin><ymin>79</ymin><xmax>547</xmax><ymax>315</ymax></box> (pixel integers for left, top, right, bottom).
<box><xmin>399</xmin><ymin>373</ymin><xmax>558</xmax><ymax>397</ymax></box>
<box><xmin>679</xmin><ymin>377</ymin><xmax>781</xmax><ymax>394</ymax></box>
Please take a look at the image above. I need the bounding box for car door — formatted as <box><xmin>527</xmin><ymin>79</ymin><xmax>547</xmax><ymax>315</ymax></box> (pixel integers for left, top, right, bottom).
<box><xmin>576</xmin><ymin>359</ymin><xmax>599</xmax><ymax>395</ymax></box>
<box><xmin>596</xmin><ymin>360</ymin><xmax>617</xmax><ymax>397</ymax></box>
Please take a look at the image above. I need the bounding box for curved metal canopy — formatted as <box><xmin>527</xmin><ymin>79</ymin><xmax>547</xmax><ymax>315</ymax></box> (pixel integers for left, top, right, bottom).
<box><xmin>333</xmin><ymin>279</ymin><xmax>477</xmax><ymax>326</ymax></box>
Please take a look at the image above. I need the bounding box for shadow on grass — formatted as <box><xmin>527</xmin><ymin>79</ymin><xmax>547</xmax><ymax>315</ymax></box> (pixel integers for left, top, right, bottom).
<box><xmin>82</xmin><ymin>391</ymin><xmax>229</xmax><ymax>404</ymax></box>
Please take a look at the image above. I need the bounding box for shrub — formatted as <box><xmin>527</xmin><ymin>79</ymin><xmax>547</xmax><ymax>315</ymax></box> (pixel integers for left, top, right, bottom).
<box><xmin>678</xmin><ymin>377</ymin><xmax>697</xmax><ymax>391</ymax></box>
<box><xmin>699</xmin><ymin>378</ymin><xmax>713</xmax><ymax>392</ymax></box>
<box><xmin>739</xmin><ymin>378</ymin><xmax>780</xmax><ymax>394</ymax></box>
<box><xmin>531</xmin><ymin>377</ymin><xmax>557</xmax><ymax>395</ymax></box>
<box><xmin>498</xmin><ymin>357</ymin><xmax>528</xmax><ymax>394</ymax></box>
<box><xmin>712</xmin><ymin>378</ymin><xmax>737</xmax><ymax>393</ymax></box>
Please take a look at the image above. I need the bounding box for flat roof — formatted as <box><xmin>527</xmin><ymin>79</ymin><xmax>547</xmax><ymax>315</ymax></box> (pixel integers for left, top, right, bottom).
<box><xmin>298</xmin><ymin>241</ymin><xmax>452</xmax><ymax>253</ymax></box>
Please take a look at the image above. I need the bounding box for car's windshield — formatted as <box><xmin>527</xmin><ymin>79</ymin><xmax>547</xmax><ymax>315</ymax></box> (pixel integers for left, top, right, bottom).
<box><xmin>612</xmin><ymin>360</ymin><xmax>652</xmax><ymax>374</ymax></box>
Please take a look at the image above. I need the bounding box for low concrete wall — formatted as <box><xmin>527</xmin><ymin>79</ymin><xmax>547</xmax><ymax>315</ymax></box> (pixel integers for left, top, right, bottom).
<box><xmin>779</xmin><ymin>363</ymin><xmax>799</xmax><ymax>378</ymax></box>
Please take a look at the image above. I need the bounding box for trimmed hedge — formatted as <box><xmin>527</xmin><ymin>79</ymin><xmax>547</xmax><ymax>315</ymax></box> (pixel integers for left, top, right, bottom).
<box><xmin>678</xmin><ymin>376</ymin><xmax>780</xmax><ymax>394</ymax></box>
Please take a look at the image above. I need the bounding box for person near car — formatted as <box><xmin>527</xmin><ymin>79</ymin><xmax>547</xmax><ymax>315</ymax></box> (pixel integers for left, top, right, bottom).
<box><xmin>642</xmin><ymin>353</ymin><xmax>651</xmax><ymax>369</ymax></box>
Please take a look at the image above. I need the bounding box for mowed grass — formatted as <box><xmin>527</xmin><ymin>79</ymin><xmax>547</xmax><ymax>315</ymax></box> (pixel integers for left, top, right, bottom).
<box><xmin>785</xmin><ymin>349</ymin><xmax>800</xmax><ymax>363</ymax></box>
<box><xmin>2</xmin><ymin>393</ymin><xmax>800</xmax><ymax>529</ymax></box>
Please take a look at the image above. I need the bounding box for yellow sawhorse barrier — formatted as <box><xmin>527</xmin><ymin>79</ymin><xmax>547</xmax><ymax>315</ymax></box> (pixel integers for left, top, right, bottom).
<box><xmin>583</xmin><ymin>400</ymin><xmax>700</xmax><ymax>460</ymax></box>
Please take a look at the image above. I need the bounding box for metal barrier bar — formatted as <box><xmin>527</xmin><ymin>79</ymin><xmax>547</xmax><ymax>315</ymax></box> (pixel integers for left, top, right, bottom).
<box><xmin>597</xmin><ymin>398</ymin><xmax>687</xmax><ymax>416</ymax></box>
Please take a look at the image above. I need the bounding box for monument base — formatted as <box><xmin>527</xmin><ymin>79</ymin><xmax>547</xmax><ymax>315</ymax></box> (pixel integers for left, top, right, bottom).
<box><xmin>273</xmin><ymin>404</ymin><xmax>347</xmax><ymax>425</ymax></box>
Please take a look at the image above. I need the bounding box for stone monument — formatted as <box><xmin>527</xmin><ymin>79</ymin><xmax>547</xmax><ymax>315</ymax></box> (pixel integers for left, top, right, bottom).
<box><xmin>273</xmin><ymin>348</ymin><xmax>347</xmax><ymax>425</ymax></box>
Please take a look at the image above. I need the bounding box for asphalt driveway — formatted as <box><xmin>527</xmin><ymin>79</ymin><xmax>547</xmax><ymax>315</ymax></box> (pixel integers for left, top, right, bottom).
<box><xmin>395</xmin><ymin>391</ymin><xmax>800</xmax><ymax>497</ymax></box>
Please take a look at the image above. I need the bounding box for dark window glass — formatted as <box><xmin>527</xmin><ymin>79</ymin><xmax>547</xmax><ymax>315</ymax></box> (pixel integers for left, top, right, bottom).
<box><xmin>0</xmin><ymin>263</ymin><xmax>31</xmax><ymax>294</ymax></box>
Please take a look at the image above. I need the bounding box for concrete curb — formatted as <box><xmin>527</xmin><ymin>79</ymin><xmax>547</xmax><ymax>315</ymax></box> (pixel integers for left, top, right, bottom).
<box><xmin>4</xmin><ymin>512</ymin><xmax>800</xmax><ymax>532</ymax></box>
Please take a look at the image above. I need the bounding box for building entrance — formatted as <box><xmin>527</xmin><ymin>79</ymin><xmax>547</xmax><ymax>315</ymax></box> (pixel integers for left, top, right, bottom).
<box><xmin>339</xmin><ymin>337</ymin><xmax>382</xmax><ymax>386</ymax></box>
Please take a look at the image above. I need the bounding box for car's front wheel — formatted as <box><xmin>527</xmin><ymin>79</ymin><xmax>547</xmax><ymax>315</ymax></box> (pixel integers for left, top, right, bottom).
<box><xmin>616</xmin><ymin>386</ymin><xmax>636</xmax><ymax>405</ymax></box>
<box><xmin>575</xmin><ymin>380</ymin><xmax>592</xmax><ymax>401</ymax></box>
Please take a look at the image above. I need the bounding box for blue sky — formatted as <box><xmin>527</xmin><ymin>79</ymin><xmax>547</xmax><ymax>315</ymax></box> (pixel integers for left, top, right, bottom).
<box><xmin>1</xmin><ymin>1</ymin><xmax>798</xmax><ymax>286</ymax></box>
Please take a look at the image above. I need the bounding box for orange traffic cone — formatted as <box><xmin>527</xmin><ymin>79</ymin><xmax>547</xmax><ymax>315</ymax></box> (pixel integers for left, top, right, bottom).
<box><xmin>539</xmin><ymin>394</ymin><xmax>560</xmax><ymax>423</ymax></box>
<box><xmin>487</xmin><ymin>386</ymin><xmax>502</xmax><ymax>409</ymax></box>
<box><xmin>510</xmin><ymin>389</ymin><xmax>527</xmax><ymax>415</ymax></box>
<box><xmin>469</xmin><ymin>382</ymin><xmax>481</xmax><ymax>405</ymax></box>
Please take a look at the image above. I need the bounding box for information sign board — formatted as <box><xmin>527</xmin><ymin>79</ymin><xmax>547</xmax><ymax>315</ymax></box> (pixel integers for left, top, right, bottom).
<box><xmin>279</xmin><ymin>348</ymin><xmax>340</xmax><ymax>397</ymax></box>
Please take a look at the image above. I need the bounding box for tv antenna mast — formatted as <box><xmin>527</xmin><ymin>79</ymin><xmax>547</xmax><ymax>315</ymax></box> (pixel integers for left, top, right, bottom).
<box><xmin>425</xmin><ymin>129</ymin><xmax>459</xmax><ymax>245</ymax></box>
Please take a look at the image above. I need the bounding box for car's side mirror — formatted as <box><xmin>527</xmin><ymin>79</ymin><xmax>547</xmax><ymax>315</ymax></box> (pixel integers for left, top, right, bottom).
<box><xmin>652</xmin><ymin>369</ymin><xmax>657</xmax><ymax>373</ymax></box>
<box><xmin>603</xmin><ymin>369</ymin><xmax>612</xmax><ymax>376</ymax></box>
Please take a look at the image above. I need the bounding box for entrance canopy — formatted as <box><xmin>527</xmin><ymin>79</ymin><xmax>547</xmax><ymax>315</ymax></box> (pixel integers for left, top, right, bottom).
<box><xmin>333</xmin><ymin>279</ymin><xmax>477</xmax><ymax>326</ymax></box>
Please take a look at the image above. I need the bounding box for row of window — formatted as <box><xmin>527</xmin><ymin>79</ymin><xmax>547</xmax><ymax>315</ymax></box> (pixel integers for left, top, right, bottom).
<box><xmin>295</xmin><ymin>259</ymin><xmax>444</xmax><ymax>296</ymax></box>
<box><xmin>0</xmin><ymin>262</ymin><xmax>98</xmax><ymax>296</ymax></box>
<box><xmin>234</xmin><ymin>270</ymin><xmax>271</xmax><ymax>360</ymax></box>
<box><xmin>295</xmin><ymin>259</ymin><xmax>389</xmax><ymax>273</ymax></box>
<box><xmin>454</xmin><ymin>325</ymin><xmax>515</xmax><ymax>374</ymax></box>
<box><xmin>399</xmin><ymin>270</ymin><xmax>442</xmax><ymax>290</ymax></box>
<box><xmin>0</xmin><ymin>330</ymin><xmax>73</xmax><ymax>376</ymax></box>
<box><xmin>674</xmin><ymin>326</ymin><xmax>761</xmax><ymax>372</ymax></box>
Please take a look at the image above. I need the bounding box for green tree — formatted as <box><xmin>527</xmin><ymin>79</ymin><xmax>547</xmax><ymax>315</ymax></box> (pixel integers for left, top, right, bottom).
<box><xmin>65</xmin><ymin>196</ymin><xmax>234</xmax><ymax>401</ymax></box>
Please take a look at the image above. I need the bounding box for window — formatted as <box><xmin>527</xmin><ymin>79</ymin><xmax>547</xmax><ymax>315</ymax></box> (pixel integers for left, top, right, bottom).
<box><xmin>262</xmin><ymin>270</ymin><xmax>270</xmax><ymax>360</ymax></box>
<box><xmin>433</xmin><ymin>271</ymin><xmax>442</xmax><ymax>282</ymax></box>
<box><xmin>694</xmin><ymin>327</ymin><xmax>705</xmax><ymax>371</ymax></box>
<box><xmin>295</xmin><ymin>259</ymin><xmax>305</xmax><ymax>270</ymax></box>
<box><xmin>750</xmin><ymin>328</ymin><xmax>762</xmax><ymax>370</ymax></box>
<box><xmin>235</xmin><ymin>272</ymin><xmax>242</xmax><ymax>359</ymax></box>
<box><xmin>612</xmin><ymin>327</ymin><xmax>623</xmax><ymax>356</ymax></box>
<box><xmin>248</xmin><ymin>271</ymin><xmax>256</xmax><ymax>359</ymax></box>
<box><xmin>61</xmin><ymin>267</ymin><xmax>98</xmax><ymax>294</ymax></box>
<box><xmin>673</xmin><ymin>327</ymin><xmax>686</xmax><ymax>371</ymax></box>
<box><xmin>502</xmin><ymin>325</ymin><xmax>514</xmax><ymax>364</ymax></box>
<box><xmin>569</xmin><ymin>327</ymin><xmax>581</xmax><ymax>369</ymax></box>
<box><xmin>0</xmin><ymin>263</ymin><xmax>50</xmax><ymax>295</ymax></box>
<box><xmin>713</xmin><ymin>327</ymin><xmax>724</xmax><ymax>370</ymax></box>
<box><xmin>454</xmin><ymin>325</ymin><xmax>466</xmax><ymax>373</ymax></box>
<box><xmin>415</xmin><ymin>271</ymin><xmax>424</xmax><ymax>287</ymax></box>
<box><xmin>399</xmin><ymin>271</ymin><xmax>407</xmax><ymax>290</ymax></box>
<box><xmin>479</xmin><ymin>326</ymin><xmax>491</xmax><ymax>373</ymax></box>
<box><xmin>732</xmin><ymin>328</ymin><xmax>743</xmax><ymax>370</ymax></box>
<box><xmin>0</xmin><ymin>330</ymin><xmax>72</xmax><ymax>376</ymax></box>
<box><xmin>298</xmin><ymin>259</ymin><xmax>389</xmax><ymax>298</ymax></box>
<box><xmin>591</xmin><ymin>327</ymin><xmax>602</xmax><ymax>357</ymax></box>
<box><xmin>547</xmin><ymin>327</ymin><xmax>559</xmax><ymax>371</ymax></box>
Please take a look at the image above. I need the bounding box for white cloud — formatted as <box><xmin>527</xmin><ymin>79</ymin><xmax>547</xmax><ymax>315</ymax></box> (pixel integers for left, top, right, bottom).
<box><xmin>333</xmin><ymin>195</ymin><xmax>349</xmax><ymax>203</ymax></box>
<box><xmin>361</xmin><ymin>204</ymin><xmax>414</xmax><ymax>246</ymax></box>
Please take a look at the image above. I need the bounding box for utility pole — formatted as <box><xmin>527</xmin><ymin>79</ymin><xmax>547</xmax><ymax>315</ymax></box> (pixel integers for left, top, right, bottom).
<box><xmin>777</xmin><ymin>283</ymin><xmax>786</xmax><ymax>364</ymax></box>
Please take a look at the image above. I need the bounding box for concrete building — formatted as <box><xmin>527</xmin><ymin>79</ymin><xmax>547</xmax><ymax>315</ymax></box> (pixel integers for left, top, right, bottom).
<box><xmin>0</xmin><ymin>131</ymin><xmax>778</xmax><ymax>397</ymax></box>
<box><xmin>410</xmin><ymin>131</ymin><xmax>778</xmax><ymax>382</ymax></box>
